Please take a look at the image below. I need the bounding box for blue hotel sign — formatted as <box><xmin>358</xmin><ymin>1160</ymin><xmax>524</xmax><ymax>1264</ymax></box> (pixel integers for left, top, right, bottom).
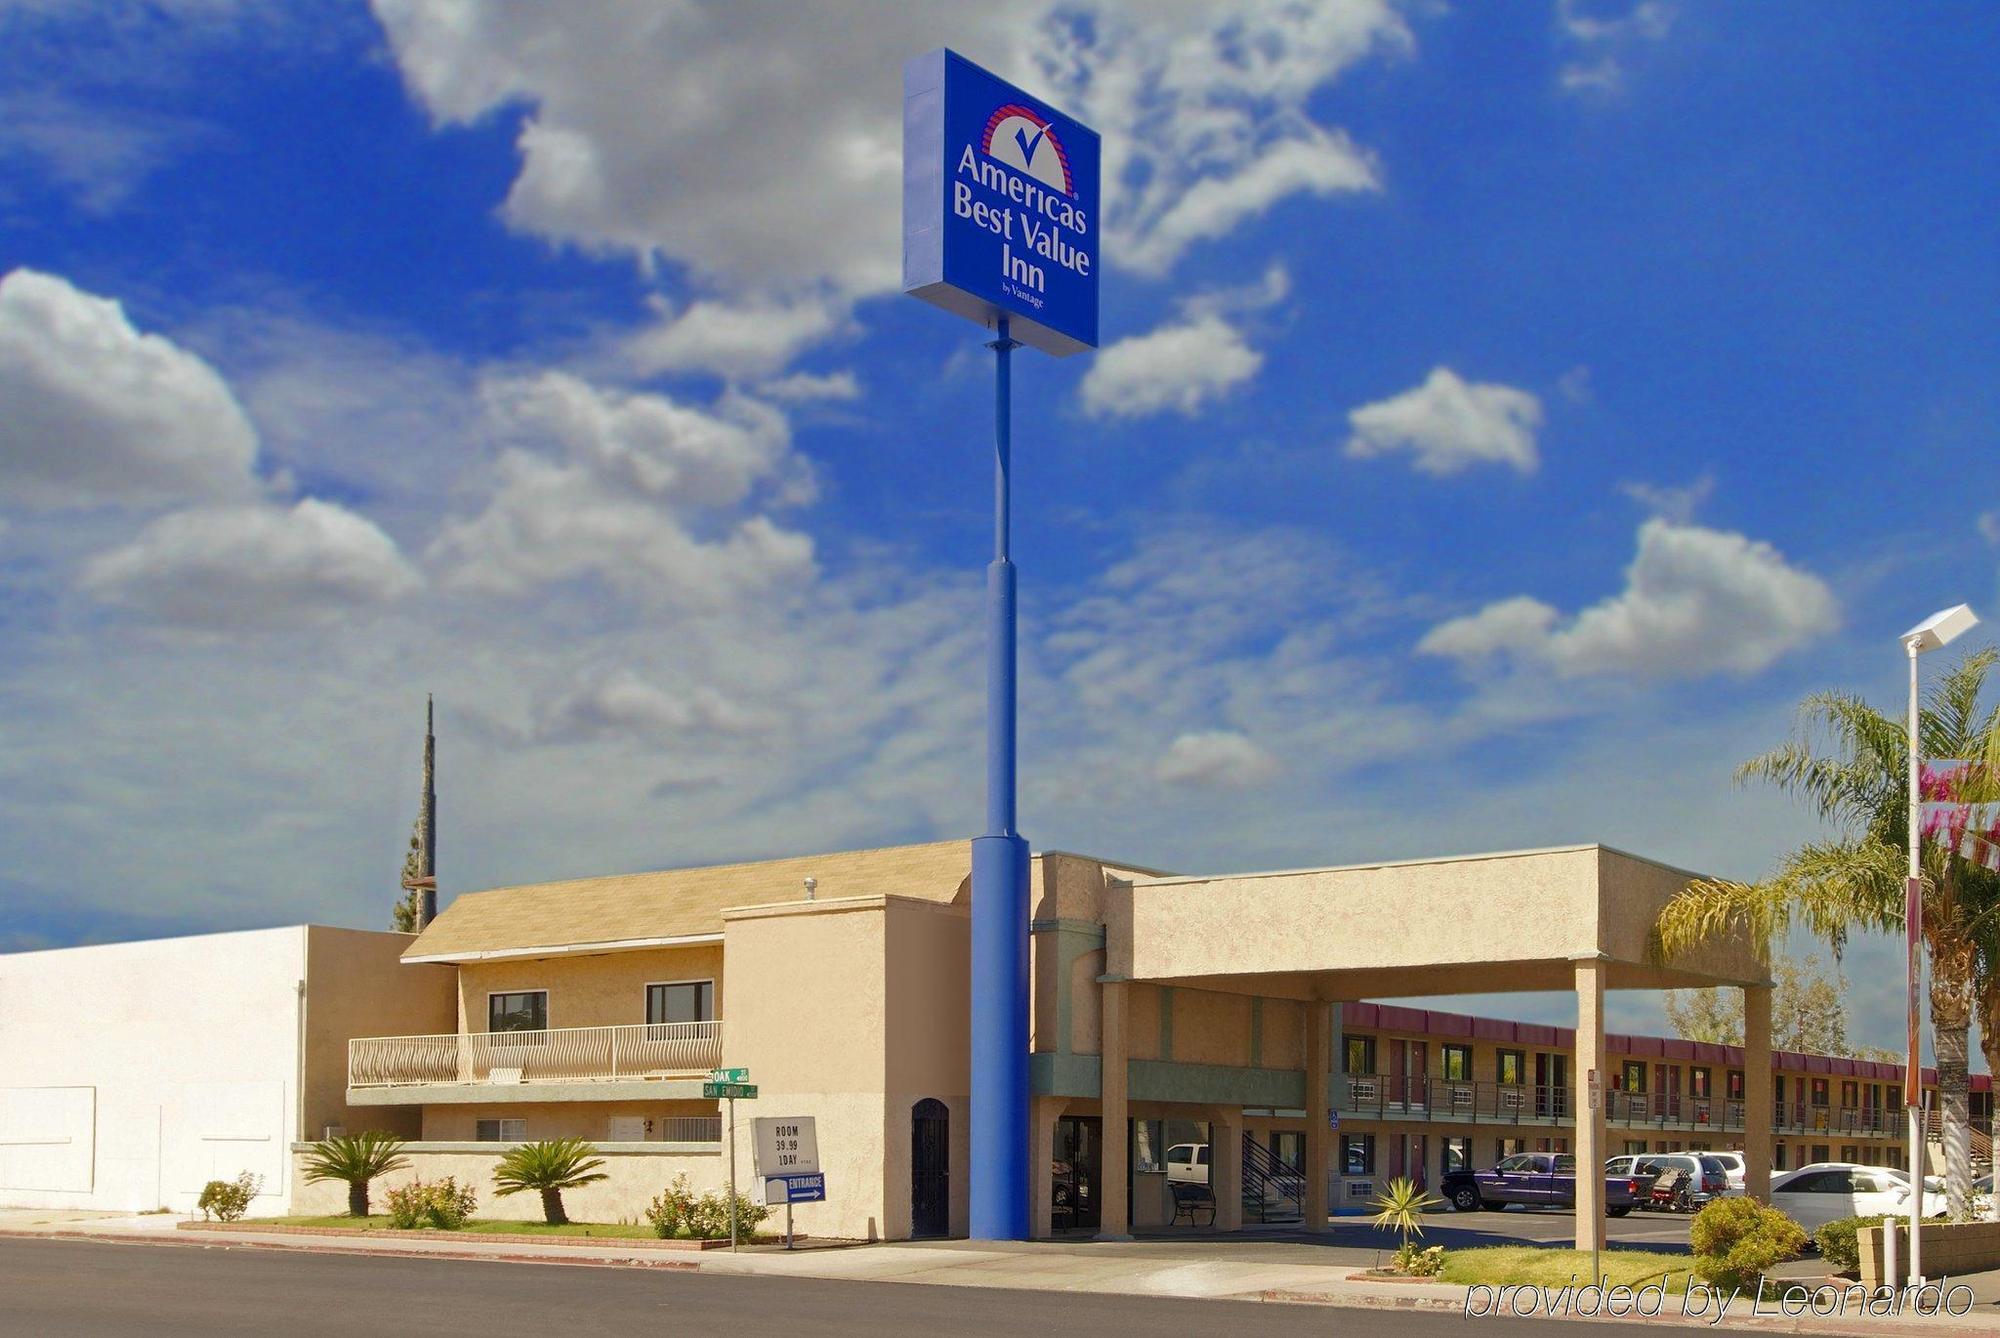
<box><xmin>903</xmin><ymin>49</ymin><xmax>1100</xmax><ymax>356</ymax></box>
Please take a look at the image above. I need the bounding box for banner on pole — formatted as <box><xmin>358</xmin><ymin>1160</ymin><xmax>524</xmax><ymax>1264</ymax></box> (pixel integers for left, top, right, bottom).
<box><xmin>903</xmin><ymin>48</ymin><xmax>1100</xmax><ymax>356</ymax></box>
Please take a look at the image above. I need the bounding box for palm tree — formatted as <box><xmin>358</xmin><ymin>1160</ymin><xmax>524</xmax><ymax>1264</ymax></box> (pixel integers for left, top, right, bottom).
<box><xmin>301</xmin><ymin>1131</ymin><xmax>410</xmax><ymax>1218</ymax></box>
<box><xmin>1653</xmin><ymin>649</ymin><xmax>2000</xmax><ymax>1216</ymax></box>
<box><xmin>492</xmin><ymin>1138</ymin><xmax>609</xmax><ymax>1225</ymax></box>
<box><xmin>1370</xmin><ymin>1176</ymin><xmax>1439</xmax><ymax>1250</ymax></box>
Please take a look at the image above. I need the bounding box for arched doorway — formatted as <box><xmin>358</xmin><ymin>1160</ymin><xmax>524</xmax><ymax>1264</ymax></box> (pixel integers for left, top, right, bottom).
<box><xmin>911</xmin><ymin>1098</ymin><xmax>950</xmax><ymax>1238</ymax></box>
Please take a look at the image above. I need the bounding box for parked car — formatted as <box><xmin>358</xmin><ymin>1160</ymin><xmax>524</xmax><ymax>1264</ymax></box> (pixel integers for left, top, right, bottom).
<box><xmin>1165</xmin><ymin>1142</ymin><xmax>1211</xmax><ymax>1186</ymax></box>
<box><xmin>1603</xmin><ymin>1155</ymin><xmax>1662</xmax><ymax>1201</ymax></box>
<box><xmin>1441</xmin><ymin>1165</ymin><xmax>1483</xmax><ymax>1211</ymax></box>
<box><xmin>1467</xmin><ymin>1153</ymin><xmax>1638</xmax><ymax>1215</ymax></box>
<box><xmin>1633</xmin><ymin>1154</ymin><xmax>1730</xmax><ymax>1210</ymax></box>
<box><xmin>1767</xmin><ymin>1163</ymin><xmax>1947</xmax><ymax>1236</ymax></box>
<box><xmin>1705</xmin><ymin>1151</ymin><xmax>1748</xmax><ymax>1195</ymax></box>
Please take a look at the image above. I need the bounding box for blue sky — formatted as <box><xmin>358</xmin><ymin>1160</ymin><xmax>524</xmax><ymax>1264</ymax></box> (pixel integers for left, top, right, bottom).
<box><xmin>1</xmin><ymin>2</ymin><xmax>1996</xmax><ymax>1052</ymax></box>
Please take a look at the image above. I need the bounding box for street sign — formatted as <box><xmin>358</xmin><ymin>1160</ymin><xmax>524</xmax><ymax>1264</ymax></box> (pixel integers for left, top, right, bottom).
<box><xmin>752</xmin><ymin>1117</ymin><xmax>818</xmax><ymax>1177</ymax></box>
<box><xmin>757</xmin><ymin>1173</ymin><xmax>827</xmax><ymax>1206</ymax></box>
<box><xmin>711</xmin><ymin>1067</ymin><xmax>750</xmax><ymax>1083</ymax></box>
<box><xmin>703</xmin><ymin>1081</ymin><xmax>758</xmax><ymax>1100</ymax></box>
<box><xmin>903</xmin><ymin>48</ymin><xmax>1100</xmax><ymax>356</ymax></box>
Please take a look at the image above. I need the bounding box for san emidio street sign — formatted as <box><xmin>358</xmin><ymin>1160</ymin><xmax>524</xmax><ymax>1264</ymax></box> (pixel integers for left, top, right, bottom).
<box><xmin>903</xmin><ymin>48</ymin><xmax>1100</xmax><ymax>356</ymax></box>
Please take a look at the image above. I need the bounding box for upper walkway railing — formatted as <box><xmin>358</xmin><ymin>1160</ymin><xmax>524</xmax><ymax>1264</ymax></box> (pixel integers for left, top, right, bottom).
<box><xmin>349</xmin><ymin>1021</ymin><xmax>723</xmax><ymax>1089</ymax></box>
<box><xmin>1339</xmin><ymin>1075</ymin><xmax>1905</xmax><ymax>1136</ymax></box>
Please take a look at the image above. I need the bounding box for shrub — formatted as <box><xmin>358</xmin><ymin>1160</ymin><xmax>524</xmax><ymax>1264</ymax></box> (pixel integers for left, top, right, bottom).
<box><xmin>1690</xmin><ymin>1196</ymin><xmax>1806</xmax><ymax>1293</ymax></box>
<box><xmin>1816</xmin><ymin>1214</ymin><xmax>1895</xmax><ymax>1276</ymax></box>
<box><xmin>644</xmin><ymin>1174</ymin><xmax>699</xmax><ymax>1238</ymax></box>
<box><xmin>1394</xmin><ymin>1243</ymin><xmax>1447</xmax><ymax>1276</ymax></box>
<box><xmin>492</xmin><ymin>1138</ymin><xmax>609</xmax><ymax>1226</ymax></box>
<box><xmin>301</xmin><ymin>1131</ymin><xmax>410</xmax><ymax>1218</ymax></box>
<box><xmin>196</xmin><ymin>1172</ymin><xmax>261</xmax><ymax>1223</ymax></box>
<box><xmin>385</xmin><ymin>1176</ymin><xmax>478</xmax><ymax>1230</ymax></box>
<box><xmin>644</xmin><ymin>1174</ymin><xmax>768</xmax><ymax>1241</ymax></box>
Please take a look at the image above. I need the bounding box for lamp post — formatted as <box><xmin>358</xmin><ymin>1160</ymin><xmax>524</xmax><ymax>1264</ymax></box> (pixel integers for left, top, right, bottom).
<box><xmin>1896</xmin><ymin>603</ymin><xmax>1980</xmax><ymax>1290</ymax></box>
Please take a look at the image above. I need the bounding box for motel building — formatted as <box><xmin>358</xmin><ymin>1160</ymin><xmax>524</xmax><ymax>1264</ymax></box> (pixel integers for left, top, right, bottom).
<box><xmin>3</xmin><ymin>840</ymin><xmax>1990</xmax><ymax>1240</ymax></box>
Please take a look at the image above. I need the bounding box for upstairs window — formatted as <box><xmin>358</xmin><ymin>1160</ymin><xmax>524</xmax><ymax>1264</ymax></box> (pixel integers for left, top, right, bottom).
<box><xmin>1442</xmin><ymin>1045</ymin><xmax>1473</xmax><ymax>1082</ymax></box>
<box><xmin>1496</xmin><ymin>1049</ymin><xmax>1525</xmax><ymax>1087</ymax></box>
<box><xmin>488</xmin><ymin>991</ymin><xmax>547</xmax><ymax>1033</ymax></box>
<box><xmin>1344</xmin><ymin>1036</ymin><xmax>1376</xmax><ymax>1076</ymax></box>
<box><xmin>647</xmin><ymin>980</ymin><xmax>715</xmax><ymax>1025</ymax></box>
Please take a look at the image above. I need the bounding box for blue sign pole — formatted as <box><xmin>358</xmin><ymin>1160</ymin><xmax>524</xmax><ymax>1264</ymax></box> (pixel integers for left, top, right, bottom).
<box><xmin>904</xmin><ymin>48</ymin><xmax>1098</xmax><ymax>1241</ymax></box>
<box><xmin>969</xmin><ymin>316</ymin><xmax>1031</xmax><ymax>1241</ymax></box>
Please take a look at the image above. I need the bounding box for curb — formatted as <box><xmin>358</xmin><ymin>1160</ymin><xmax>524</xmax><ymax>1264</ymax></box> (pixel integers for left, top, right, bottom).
<box><xmin>176</xmin><ymin>1222</ymin><xmax>736</xmax><ymax>1250</ymax></box>
<box><xmin>0</xmin><ymin>1228</ymin><xmax>700</xmax><ymax>1271</ymax></box>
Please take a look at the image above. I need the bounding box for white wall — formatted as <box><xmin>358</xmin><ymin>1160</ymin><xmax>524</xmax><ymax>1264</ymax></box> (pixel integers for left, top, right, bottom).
<box><xmin>0</xmin><ymin>926</ymin><xmax>309</xmax><ymax>1213</ymax></box>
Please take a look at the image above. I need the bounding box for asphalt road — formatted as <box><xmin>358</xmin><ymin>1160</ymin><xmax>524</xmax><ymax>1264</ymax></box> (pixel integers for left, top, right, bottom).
<box><xmin>1</xmin><ymin>1236</ymin><xmax>1638</xmax><ymax>1338</ymax></box>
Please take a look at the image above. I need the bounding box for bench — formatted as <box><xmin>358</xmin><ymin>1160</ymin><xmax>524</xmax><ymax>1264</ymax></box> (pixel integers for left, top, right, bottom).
<box><xmin>1170</xmin><ymin>1180</ymin><xmax>1216</xmax><ymax>1226</ymax></box>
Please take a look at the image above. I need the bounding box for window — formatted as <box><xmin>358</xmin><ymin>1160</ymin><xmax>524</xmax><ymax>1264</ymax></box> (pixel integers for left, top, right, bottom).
<box><xmin>1442</xmin><ymin>1044</ymin><xmax>1473</xmax><ymax>1082</ymax></box>
<box><xmin>1622</xmin><ymin>1061</ymin><xmax>1648</xmax><ymax>1093</ymax></box>
<box><xmin>1496</xmin><ymin>1049</ymin><xmax>1525</xmax><ymax>1087</ymax></box>
<box><xmin>1442</xmin><ymin>1136</ymin><xmax>1470</xmax><ymax>1173</ymax></box>
<box><xmin>1554</xmin><ymin>1155</ymin><xmax>1576</xmax><ymax>1173</ymax></box>
<box><xmin>1342</xmin><ymin>1133</ymin><xmax>1375</xmax><ymax>1176</ymax></box>
<box><xmin>1690</xmin><ymin>1068</ymin><xmax>1712</xmax><ymax>1099</ymax></box>
<box><xmin>1810</xmin><ymin>1079</ymin><xmax>1830</xmax><ymax>1107</ymax></box>
<box><xmin>1726</xmin><ymin>1070</ymin><xmax>1745</xmax><ymax>1101</ymax></box>
<box><xmin>646</xmin><ymin>980</ymin><xmax>714</xmax><ymax>1025</ymax></box>
<box><xmin>1840</xmin><ymin>1081</ymin><xmax>1859</xmax><ymax>1108</ymax></box>
<box><xmin>1345</xmin><ymin>1036</ymin><xmax>1376</xmax><ymax>1075</ymax></box>
<box><xmin>475</xmin><ymin>1118</ymin><xmax>526</xmax><ymax>1142</ymax></box>
<box><xmin>1497</xmin><ymin>1137</ymin><xmax>1525</xmax><ymax>1160</ymax></box>
<box><xmin>1810</xmin><ymin>1143</ymin><xmax>1831</xmax><ymax>1163</ymax></box>
<box><xmin>1624</xmin><ymin>1140</ymin><xmax>1647</xmax><ymax>1155</ymax></box>
<box><xmin>488</xmin><ymin>991</ymin><xmax>547</xmax><ymax>1033</ymax></box>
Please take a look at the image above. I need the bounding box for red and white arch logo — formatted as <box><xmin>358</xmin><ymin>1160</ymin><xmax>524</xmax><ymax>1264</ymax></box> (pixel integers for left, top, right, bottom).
<box><xmin>980</xmin><ymin>104</ymin><xmax>1075</xmax><ymax>197</ymax></box>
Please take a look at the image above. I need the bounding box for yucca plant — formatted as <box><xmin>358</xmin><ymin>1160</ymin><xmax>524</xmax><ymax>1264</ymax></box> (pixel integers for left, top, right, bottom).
<box><xmin>1369</xmin><ymin>1176</ymin><xmax>1440</xmax><ymax>1252</ymax></box>
<box><xmin>492</xmin><ymin>1138</ymin><xmax>609</xmax><ymax>1225</ymax></box>
<box><xmin>302</xmin><ymin>1132</ymin><xmax>410</xmax><ymax>1218</ymax></box>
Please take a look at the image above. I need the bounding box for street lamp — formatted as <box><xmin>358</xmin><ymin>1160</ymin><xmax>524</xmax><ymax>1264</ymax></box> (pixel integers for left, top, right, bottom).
<box><xmin>1896</xmin><ymin>603</ymin><xmax>1980</xmax><ymax>1290</ymax></box>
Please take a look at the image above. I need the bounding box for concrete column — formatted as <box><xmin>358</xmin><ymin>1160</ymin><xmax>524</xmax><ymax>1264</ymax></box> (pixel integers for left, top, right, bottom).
<box><xmin>1304</xmin><ymin>1000</ymin><xmax>1331</xmax><ymax>1230</ymax></box>
<box><xmin>1031</xmin><ymin>1095</ymin><xmax>1066</xmax><ymax>1239</ymax></box>
<box><xmin>1097</xmin><ymin>980</ymin><xmax>1131</xmax><ymax>1239</ymax></box>
<box><xmin>1574</xmin><ymin>958</ymin><xmax>1608</xmax><ymax>1255</ymax></box>
<box><xmin>1743</xmin><ymin>983</ymin><xmax>1774</xmax><ymax>1201</ymax></box>
<box><xmin>1208</xmin><ymin>1105</ymin><xmax>1243</xmax><ymax>1232</ymax></box>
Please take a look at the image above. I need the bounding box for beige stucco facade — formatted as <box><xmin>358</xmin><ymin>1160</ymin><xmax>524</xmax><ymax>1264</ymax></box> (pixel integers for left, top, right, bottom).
<box><xmin>316</xmin><ymin>838</ymin><xmax>1969</xmax><ymax>1243</ymax></box>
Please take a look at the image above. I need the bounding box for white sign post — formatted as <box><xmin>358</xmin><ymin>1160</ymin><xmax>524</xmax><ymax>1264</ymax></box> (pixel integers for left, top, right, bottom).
<box><xmin>753</xmin><ymin>1117</ymin><xmax>822</xmax><ymax>1250</ymax></box>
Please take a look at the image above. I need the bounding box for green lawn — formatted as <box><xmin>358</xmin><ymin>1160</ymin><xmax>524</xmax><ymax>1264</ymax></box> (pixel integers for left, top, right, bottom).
<box><xmin>265</xmin><ymin>1216</ymin><xmax>660</xmax><ymax>1240</ymax></box>
<box><xmin>1438</xmin><ymin>1247</ymin><xmax>1699</xmax><ymax>1294</ymax></box>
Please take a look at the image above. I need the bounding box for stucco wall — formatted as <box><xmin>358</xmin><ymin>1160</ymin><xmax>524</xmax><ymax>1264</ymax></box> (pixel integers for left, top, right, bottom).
<box><xmin>0</xmin><ymin>927</ymin><xmax>309</xmax><ymax>1213</ymax></box>
<box><xmin>286</xmin><ymin>1144</ymin><xmax>727</xmax><ymax>1221</ymax></box>
<box><xmin>884</xmin><ymin>897</ymin><xmax>971</xmax><ymax>1238</ymax></box>
<box><xmin>455</xmin><ymin>943</ymin><xmax>726</xmax><ymax>1033</ymax></box>
<box><xmin>305</xmin><ymin>927</ymin><xmax>454</xmax><ymax>1142</ymax></box>
<box><xmin>721</xmin><ymin>896</ymin><xmax>890</xmax><ymax>1240</ymax></box>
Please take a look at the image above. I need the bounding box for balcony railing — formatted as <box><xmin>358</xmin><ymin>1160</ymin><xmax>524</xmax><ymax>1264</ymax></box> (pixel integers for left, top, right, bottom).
<box><xmin>350</xmin><ymin>1021</ymin><xmax>723</xmax><ymax>1089</ymax></box>
<box><xmin>1339</xmin><ymin>1076</ymin><xmax>1899</xmax><ymax>1137</ymax></box>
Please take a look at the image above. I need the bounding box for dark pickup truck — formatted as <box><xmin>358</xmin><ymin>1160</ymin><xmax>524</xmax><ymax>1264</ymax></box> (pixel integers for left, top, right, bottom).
<box><xmin>1446</xmin><ymin>1153</ymin><xmax>1638</xmax><ymax>1215</ymax></box>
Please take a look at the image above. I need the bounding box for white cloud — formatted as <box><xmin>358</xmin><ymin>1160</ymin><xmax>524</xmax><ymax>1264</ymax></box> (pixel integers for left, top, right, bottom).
<box><xmin>1156</xmin><ymin>730</ymin><xmax>1279</xmax><ymax>788</ymax></box>
<box><xmin>0</xmin><ymin>268</ymin><xmax>259</xmax><ymax>508</ymax></box>
<box><xmin>756</xmin><ymin>370</ymin><xmax>861</xmax><ymax>404</ymax></box>
<box><xmin>624</xmin><ymin>296</ymin><xmax>848</xmax><ymax>380</ymax></box>
<box><xmin>533</xmin><ymin>670</ymin><xmax>769</xmax><ymax>746</ymax></box>
<box><xmin>430</xmin><ymin>372</ymin><xmax>815</xmax><ymax>605</ymax></box>
<box><xmin>1620</xmin><ymin>472</ymin><xmax>1715</xmax><ymax>525</ymax></box>
<box><xmin>1079</xmin><ymin>314</ymin><xmax>1263</xmax><ymax>420</ymax></box>
<box><xmin>79</xmin><ymin>499</ymin><xmax>419</xmax><ymax>628</ymax></box>
<box><xmin>1557</xmin><ymin>0</ymin><xmax>1674</xmax><ymax>95</ymax></box>
<box><xmin>1419</xmin><ymin>519</ymin><xmax>1839</xmax><ymax>679</ymax></box>
<box><xmin>1345</xmin><ymin>366</ymin><xmax>1544</xmax><ymax>476</ymax></box>
<box><xmin>1979</xmin><ymin>512</ymin><xmax>2000</xmax><ymax>547</ymax></box>
<box><xmin>371</xmin><ymin>2</ymin><xmax>1408</xmax><ymax>310</ymax></box>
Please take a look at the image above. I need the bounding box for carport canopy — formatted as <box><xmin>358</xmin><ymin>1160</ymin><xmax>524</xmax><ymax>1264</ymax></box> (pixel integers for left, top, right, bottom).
<box><xmin>1090</xmin><ymin>844</ymin><xmax>1775</xmax><ymax>1247</ymax></box>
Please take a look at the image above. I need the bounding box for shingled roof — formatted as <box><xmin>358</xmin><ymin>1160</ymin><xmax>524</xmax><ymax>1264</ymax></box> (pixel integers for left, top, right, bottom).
<box><xmin>404</xmin><ymin>840</ymin><xmax>972</xmax><ymax>962</ymax></box>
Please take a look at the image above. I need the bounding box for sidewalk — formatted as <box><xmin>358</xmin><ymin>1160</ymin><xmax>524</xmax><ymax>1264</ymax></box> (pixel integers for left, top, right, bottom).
<box><xmin>5</xmin><ymin>1209</ymin><xmax>2000</xmax><ymax>1333</ymax></box>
